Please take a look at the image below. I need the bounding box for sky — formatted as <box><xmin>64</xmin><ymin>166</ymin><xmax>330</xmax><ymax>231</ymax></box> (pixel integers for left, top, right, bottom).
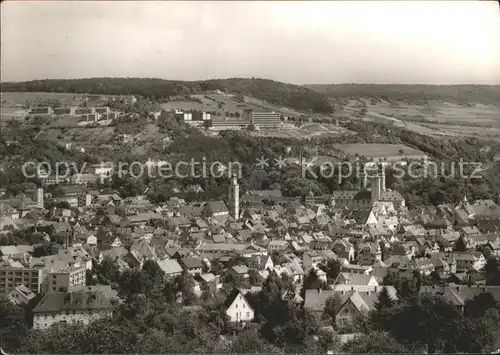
<box><xmin>1</xmin><ymin>1</ymin><xmax>500</xmax><ymax>85</ymax></box>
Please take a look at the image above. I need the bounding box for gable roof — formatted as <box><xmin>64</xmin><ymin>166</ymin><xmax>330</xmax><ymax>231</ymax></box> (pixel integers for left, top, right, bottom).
<box><xmin>304</xmin><ymin>286</ymin><xmax>397</xmax><ymax>313</ymax></box>
<box><xmin>181</xmin><ymin>257</ymin><xmax>203</xmax><ymax>269</ymax></box>
<box><xmin>157</xmin><ymin>258</ymin><xmax>183</xmax><ymax>275</ymax></box>
<box><xmin>223</xmin><ymin>288</ymin><xmax>254</xmax><ymax>311</ymax></box>
<box><xmin>231</xmin><ymin>264</ymin><xmax>249</xmax><ymax>274</ymax></box>
<box><xmin>205</xmin><ymin>201</ymin><xmax>228</xmax><ymax>214</ymax></box>
<box><xmin>336</xmin><ymin>272</ymin><xmax>376</xmax><ymax>286</ymax></box>
<box><xmin>34</xmin><ymin>291</ymin><xmax>112</xmax><ymax>313</ymax></box>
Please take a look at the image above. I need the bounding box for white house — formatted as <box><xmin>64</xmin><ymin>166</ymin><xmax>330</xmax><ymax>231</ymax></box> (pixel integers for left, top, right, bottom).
<box><xmin>334</xmin><ymin>272</ymin><xmax>379</xmax><ymax>286</ymax></box>
<box><xmin>224</xmin><ymin>289</ymin><xmax>255</xmax><ymax>323</ymax></box>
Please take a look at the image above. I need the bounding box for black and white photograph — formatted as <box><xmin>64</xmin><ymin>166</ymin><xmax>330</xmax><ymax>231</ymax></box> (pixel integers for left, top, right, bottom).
<box><xmin>1</xmin><ymin>0</ymin><xmax>500</xmax><ymax>353</ymax></box>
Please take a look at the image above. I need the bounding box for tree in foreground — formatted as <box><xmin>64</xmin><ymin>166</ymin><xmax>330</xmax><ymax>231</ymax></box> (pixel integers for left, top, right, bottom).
<box><xmin>454</xmin><ymin>236</ymin><xmax>467</xmax><ymax>252</ymax></box>
<box><xmin>374</xmin><ymin>286</ymin><xmax>395</xmax><ymax>311</ymax></box>
<box><xmin>322</xmin><ymin>295</ymin><xmax>343</xmax><ymax>325</ymax></box>
<box><xmin>342</xmin><ymin>331</ymin><xmax>408</xmax><ymax>353</ymax></box>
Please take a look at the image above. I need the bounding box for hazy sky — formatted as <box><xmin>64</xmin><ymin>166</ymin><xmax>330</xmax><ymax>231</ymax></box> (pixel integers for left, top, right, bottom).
<box><xmin>1</xmin><ymin>1</ymin><xmax>500</xmax><ymax>84</ymax></box>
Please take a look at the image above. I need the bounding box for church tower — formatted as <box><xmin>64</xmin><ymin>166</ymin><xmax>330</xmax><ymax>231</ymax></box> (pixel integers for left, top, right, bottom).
<box><xmin>36</xmin><ymin>187</ymin><xmax>44</xmax><ymax>209</ymax></box>
<box><xmin>369</xmin><ymin>164</ymin><xmax>386</xmax><ymax>203</ymax></box>
<box><xmin>370</xmin><ymin>173</ymin><xmax>382</xmax><ymax>203</ymax></box>
<box><xmin>228</xmin><ymin>175</ymin><xmax>240</xmax><ymax>219</ymax></box>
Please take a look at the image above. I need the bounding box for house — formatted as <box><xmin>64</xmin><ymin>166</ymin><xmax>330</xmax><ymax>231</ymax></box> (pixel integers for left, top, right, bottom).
<box><xmin>453</xmin><ymin>252</ymin><xmax>486</xmax><ymax>272</ymax></box>
<box><xmin>436</xmin><ymin>236</ymin><xmax>453</xmax><ymax>252</ymax></box>
<box><xmin>429</xmin><ymin>255</ymin><xmax>455</xmax><ymax>275</ymax></box>
<box><xmin>339</xmin><ymin>258</ymin><xmax>373</xmax><ymax>275</ymax></box>
<box><xmin>413</xmin><ymin>258</ymin><xmax>436</xmax><ymax>276</ymax></box>
<box><xmin>254</xmin><ymin>255</ymin><xmax>274</xmax><ymax>271</ymax></box>
<box><xmin>156</xmin><ymin>258</ymin><xmax>183</xmax><ymax>279</ymax></box>
<box><xmin>390</xmin><ymin>242</ymin><xmax>417</xmax><ymax>259</ymax></box>
<box><xmin>7</xmin><ymin>284</ymin><xmax>36</xmax><ymax>305</ymax></box>
<box><xmin>303</xmin><ymin>251</ymin><xmax>328</xmax><ymax>269</ymax></box>
<box><xmin>268</xmin><ymin>240</ymin><xmax>289</xmax><ymax>253</ymax></box>
<box><xmin>334</xmin><ymin>273</ymin><xmax>379</xmax><ymax>287</ymax></box>
<box><xmin>332</xmin><ymin>239</ymin><xmax>355</xmax><ymax>262</ymax></box>
<box><xmin>225</xmin><ymin>264</ymin><xmax>250</xmax><ymax>279</ymax></box>
<box><xmin>125</xmin><ymin>212</ymin><xmax>162</xmax><ymax>226</ymax></box>
<box><xmin>460</xmin><ymin>226</ymin><xmax>481</xmax><ymax>239</ymax></box>
<box><xmin>224</xmin><ymin>289</ymin><xmax>255</xmax><ymax>323</ymax></box>
<box><xmin>33</xmin><ymin>290</ymin><xmax>113</xmax><ymax>330</ymax></box>
<box><xmin>195</xmin><ymin>273</ymin><xmax>220</xmax><ymax>295</ymax></box>
<box><xmin>204</xmin><ymin>201</ymin><xmax>229</xmax><ymax>218</ymax></box>
<box><xmin>356</xmin><ymin>242</ymin><xmax>382</xmax><ymax>266</ymax></box>
<box><xmin>304</xmin><ymin>286</ymin><xmax>398</xmax><ymax>326</ymax></box>
<box><xmin>179</xmin><ymin>257</ymin><xmax>204</xmax><ymax>276</ymax></box>
<box><xmin>273</xmin><ymin>260</ymin><xmax>305</xmax><ymax>283</ymax></box>
<box><xmin>125</xmin><ymin>240</ymin><xmax>156</xmax><ymax>269</ymax></box>
<box><xmin>334</xmin><ymin>292</ymin><xmax>372</xmax><ymax>328</ymax></box>
<box><xmin>282</xmin><ymin>289</ymin><xmax>304</xmax><ymax>304</ymax></box>
<box><xmin>483</xmin><ymin>240</ymin><xmax>500</xmax><ymax>258</ymax></box>
<box><xmin>420</xmin><ymin>285</ymin><xmax>500</xmax><ymax>313</ymax></box>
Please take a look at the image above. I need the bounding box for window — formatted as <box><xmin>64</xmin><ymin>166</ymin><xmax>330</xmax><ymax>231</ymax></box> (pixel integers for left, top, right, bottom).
<box><xmin>344</xmin><ymin>309</ymin><xmax>349</xmax><ymax>314</ymax></box>
<box><xmin>246</xmin><ymin>312</ymin><xmax>250</xmax><ymax>317</ymax></box>
<box><xmin>235</xmin><ymin>304</ymin><xmax>238</xmax><ymax>308</ymax></box>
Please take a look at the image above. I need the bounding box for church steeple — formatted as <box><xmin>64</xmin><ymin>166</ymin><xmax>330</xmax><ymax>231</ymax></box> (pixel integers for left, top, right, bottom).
<box><xmin>228</xmin><ymin>175</ymin><xmax>239</xmax><ymax>219</ymax></box>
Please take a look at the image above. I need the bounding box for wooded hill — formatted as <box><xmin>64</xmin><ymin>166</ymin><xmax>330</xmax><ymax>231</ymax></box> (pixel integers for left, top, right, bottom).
<box><xmin>305</xmin><ymin>84</ymin><xmax>500</xmax><ymax>106</ymax></box>
<box><xmin>0</xmin><ymin>77</ymin><xmax>333</xmax><ymax>114</ymax></box>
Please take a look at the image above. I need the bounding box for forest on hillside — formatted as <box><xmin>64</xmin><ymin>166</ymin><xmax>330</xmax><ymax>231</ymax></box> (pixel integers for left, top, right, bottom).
<box><xmin>305</xmin><ymin>84</ymin><xmax>500</xmax><ymax>106</ymax></box>
<box><xmin>0</xmin><ymin>77</ymin><xmax>333</xmax><ymax>114</ymax></box>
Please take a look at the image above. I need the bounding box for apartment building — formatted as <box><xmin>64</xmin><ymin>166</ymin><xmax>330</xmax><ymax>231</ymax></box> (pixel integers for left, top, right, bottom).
<box><xmin>243</xmin><ymin>109</ymin><xmax>281</xmax><ymax>128</ymax></box>
<box><xmin>30</xmin><ymin>107</ymin><xmax>53</xmax><ymax>115</ymax></box>
<box><xmin>53</xmin><ymin>107</ymin><xmax>77</xmax><ymax>115</ymax></box>
<box><xmin>33</xmin><ymin>290</ymin><xmax>113</xmax><ymax>330</ymax></box>
<box><xmin>0</xmin><ymin>263</ymin><xmax>44</xmax><ymax>295</ymax></box>
<box><xmin>46</xmin><ymin>265</ymin><xmax>86</xmax><ymax>293</ymax></box>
